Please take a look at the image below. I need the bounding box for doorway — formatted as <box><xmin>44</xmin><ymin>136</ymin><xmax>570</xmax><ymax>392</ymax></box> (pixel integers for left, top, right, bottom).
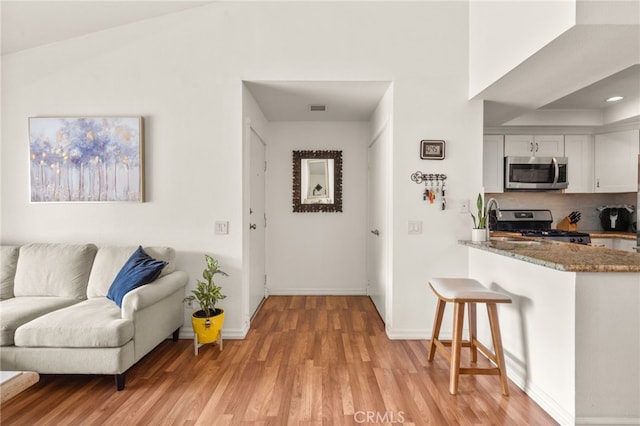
<box><xmin>248</xmin><ymin>126</ymin><xmax>267</xmax><ymax>318</ymax></box>
<box><xmin>367</xmin><ymin>121</ymin><xmax>391</xmax><ymax>324</ymax></box>
<box><xmin>243</xmin><ymin>80</ymin><xmax>392</xmax><ymax>327</ymax></box>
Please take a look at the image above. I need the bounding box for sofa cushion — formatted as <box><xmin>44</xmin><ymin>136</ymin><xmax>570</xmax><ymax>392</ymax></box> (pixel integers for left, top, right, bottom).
<box><xmin>0</xmin><ymin>297</ymin><xmax>80</xmax><ymax>346</ymax></box>
<box><xmin>87</xmin><ymin>246</ymin><xmax>175</xmax><ymax>298</ymax></box>
<box><xmin>1</xmin><ymin>246</ymin><xmax>20</xmax><ymax>300</ymax></box>
<box><xmin>14</xmin><ymin>298</ymin><xmax>134</xmax><ymax>348</ymax></box>
<box><xmin>107</xmin><ymin>246</ymin><xmax>167</xmax><ymax>307</ymax></box>
<box><xmin>14</xmin><ymin>243</ymin><xmax>97</xmax><ymax>300</ymax></box>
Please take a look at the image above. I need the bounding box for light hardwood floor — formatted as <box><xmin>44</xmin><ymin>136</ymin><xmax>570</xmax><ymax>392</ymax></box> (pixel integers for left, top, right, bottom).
<box><xmin>1</xmin><ymin>296</ymin><xmax>557</xmax><ymax>425</ymax></box>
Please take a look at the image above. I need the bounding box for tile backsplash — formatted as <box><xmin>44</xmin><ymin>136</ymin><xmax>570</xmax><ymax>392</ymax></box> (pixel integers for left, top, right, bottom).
<box><xmin>486</xmin><ymin>192</ymin><xmax>637</xmax><ymax>232</ymax></box>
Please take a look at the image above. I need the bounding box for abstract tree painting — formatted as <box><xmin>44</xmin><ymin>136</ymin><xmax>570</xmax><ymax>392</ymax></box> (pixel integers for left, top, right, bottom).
<box><xmin>29</xmin><ymin>117</ymin><xmax>144</xmax><ymax>202</ymax></box>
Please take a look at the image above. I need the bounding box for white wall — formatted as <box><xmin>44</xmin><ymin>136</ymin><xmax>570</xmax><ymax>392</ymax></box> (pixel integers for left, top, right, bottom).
<box><xmin>1</xmin><ymin>2</ymin><xmax>482</xmax><ymax>338</ymax></box>
<box><xmin>266</xmin><ymin>122</ymin><xmax>368</xmax><ymax>294</ymax></box>
<box><xmin>469</xmin><ymin>249</ymin><xmax>577</xmax><ymax>425</ymax></box>
<box><xmin>469</xmin><ymin>0</ymin><xmax>576</xmax><ymax>98</ymax></box>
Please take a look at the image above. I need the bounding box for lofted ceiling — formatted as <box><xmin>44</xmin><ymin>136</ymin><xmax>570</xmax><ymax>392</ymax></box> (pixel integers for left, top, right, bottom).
<box><xmin>541</xmin><ymin>64</ymin><xmax>639</xmax><ymax>110</ymax></box>
<box><xmin>2</xmin><ymin>1</ymin><xmax>638</xmax><ymax>127</ymax></box>
<box><xmin>478</xmin><ymin>24</ymin><xmax>640</xmax><ymax>128</ymax></box>
<box><xmin>0</xmin><ymin>1</ymin><xmax>214</xmax><ymax>55</ymax></box>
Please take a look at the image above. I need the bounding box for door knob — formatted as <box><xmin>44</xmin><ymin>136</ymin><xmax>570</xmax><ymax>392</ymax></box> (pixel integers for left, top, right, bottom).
<box><xmin>371</xmin><ymin>229</ymin><xmax>380</xmax><ymax>236</ymax></box>
<box><xmin>249</xmin><ymin>224</ymin><xmax>256</xmax><ymax>230</ymax></box>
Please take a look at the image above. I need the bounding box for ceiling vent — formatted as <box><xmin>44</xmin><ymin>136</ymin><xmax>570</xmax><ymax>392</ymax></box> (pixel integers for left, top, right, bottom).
<box><xmin>309</xmin><ymin>105</ymin><xmax>326</xmax><ymax>112</ymax></box>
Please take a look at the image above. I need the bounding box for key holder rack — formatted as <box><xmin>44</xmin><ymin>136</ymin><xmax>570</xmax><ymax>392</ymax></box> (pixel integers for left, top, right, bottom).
<box><xmin>411</xmin><ymin>171</ymin><xmax>447</xmax><ymax>210</ymax></box>
<box><xmin>410</xmin><ymin>172</ymin><xmax>447</xmax><ymax>184</ymax></box>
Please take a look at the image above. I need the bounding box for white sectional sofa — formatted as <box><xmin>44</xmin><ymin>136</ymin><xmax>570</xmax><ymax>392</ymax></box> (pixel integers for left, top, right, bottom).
<box><xmin>0</xmin><ymin>243</ymin><xmax>188</xmax><ymax>390</ymax></box>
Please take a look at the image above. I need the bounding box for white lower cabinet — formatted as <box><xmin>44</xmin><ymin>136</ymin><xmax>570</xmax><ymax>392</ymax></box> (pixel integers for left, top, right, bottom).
<box><xmin>589</xmin><ymin>238</ymin><xmax>613</xmax><ymax>249</ymax></box>
<box><xmin>613</xmin><ymin>238</ymin><xmax>638</xmax><ymax>252</ymax></box>
<box><xmin>590</xmin><ymin>238</ymin><xmax>637</xmax><ymax>252</ymax></box>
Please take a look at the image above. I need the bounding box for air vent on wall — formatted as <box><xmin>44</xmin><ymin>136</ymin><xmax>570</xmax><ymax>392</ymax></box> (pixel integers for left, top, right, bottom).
<box><xmin>309</xmin><ymin>105</ymin><xmax>326</xmax><ymax>112</ymax></box>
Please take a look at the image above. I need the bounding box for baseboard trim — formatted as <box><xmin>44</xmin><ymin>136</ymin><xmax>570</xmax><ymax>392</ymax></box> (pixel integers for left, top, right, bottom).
<box><xmin>386</xmin><ymin>328</ymin><xmax>430</xmax><ymax>340</ymax></box>
<box><xmin>503</xmin><ymin>358</ymin><xmax>575</xmax><ymax>426</ymax></box>
<box><xmin>575</xmin><ymin>417</ymin><xmax>640</xmax><ymax>425</ymax></box>
<box><xmin>266</xmin><ymin>288</ymin><xmax>367</xmax><ymax>296</ymax></box>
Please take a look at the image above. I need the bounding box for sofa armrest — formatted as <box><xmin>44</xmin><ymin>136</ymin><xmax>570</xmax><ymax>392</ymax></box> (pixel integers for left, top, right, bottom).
<box><xmin>121</xmin><ymin>271</ymin><xmax>188</xmax><ymax>319</ymax></box>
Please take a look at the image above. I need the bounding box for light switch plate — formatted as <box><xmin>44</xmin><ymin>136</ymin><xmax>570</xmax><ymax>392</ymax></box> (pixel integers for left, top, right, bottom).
<box><xmin>408</xmin><ymin>220</ymin><xmax>423</xmax><ymax>235</ymax></box>
<box><xmin>215</xmin><ymin>221</ymin><xmax>229</xmax><ymax>235</ymax></box>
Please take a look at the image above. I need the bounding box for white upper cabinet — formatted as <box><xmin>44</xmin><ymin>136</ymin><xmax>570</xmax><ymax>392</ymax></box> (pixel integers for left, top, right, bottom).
<box><xmin>504</xmin><ymin>135</ymin><xmax>534</xmax><ymax>156</ymax></box>
<box><xmin>564</xmin><ymin>135</ymin><xmax>594</xmax><ymax>193</ymax></box>
<box><xmin>534</xmin><ymin>135</ymin><xmax>565</xmax><ymax>156</ymax></box>
<box><xmin>483</xmin><ymin>135</ymin><xmax>504</xmax><ymax>193</ymax></box>
<box><xmin>594</xmin><ymin>130</ymin><xmax>639</xmax><ymax>193</ymax></box>
<box><xmin>504</xmin><ymin>135</ymin><xmax>564</xmax><ymax>157</ymax></box>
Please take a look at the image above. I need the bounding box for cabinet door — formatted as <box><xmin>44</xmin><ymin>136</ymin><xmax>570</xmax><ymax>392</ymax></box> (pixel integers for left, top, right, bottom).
<box><xmin>504</xmin><ymin>135</ymin><xmax>564</xmax><ymax>157</ymax></box>
<box><xmin>589</xmin><ymin>238</ymin><xmax>613</xmax><ymax>249</ymax></box>
<box><xmin>483</xmin><ymin>135</ymin><xmax>504</xmax><ymax>193</ymax></box>
<box><xmin>564</xmin><ymin>135</ymin><xmax>593</xmax><ymax>193</ymax></box>
<box><xmin>534</xmin><ymin>135</ymin><xmax>564</xmax><ymax>156</ymax></box>
<box><xmin>504</xmin><ymin>135</ymin><xmax>534</xmax><ymax>156</ymax></box>
<box><xmin>594</xmin><ymin>130</ymin><xmax>640</xmax><ymax>193</ymax></box>
<box><xmin>613</xmin><ymin>239</ymin><xmax>638</xmax><ymax>252</ymax></box>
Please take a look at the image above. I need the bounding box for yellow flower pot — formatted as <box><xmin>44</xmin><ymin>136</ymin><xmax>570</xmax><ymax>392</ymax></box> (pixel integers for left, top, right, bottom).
<box><xmin>191</xmin><ymin>309</ymin><xmax>224</xmax><ymax>345</ymax></box>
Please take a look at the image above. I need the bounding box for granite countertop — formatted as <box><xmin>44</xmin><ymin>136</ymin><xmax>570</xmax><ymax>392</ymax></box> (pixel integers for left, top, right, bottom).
<box><xmin>460</xmin><ymin>235</ymin><xmax>640</xmax><ymax>273</ymax></box>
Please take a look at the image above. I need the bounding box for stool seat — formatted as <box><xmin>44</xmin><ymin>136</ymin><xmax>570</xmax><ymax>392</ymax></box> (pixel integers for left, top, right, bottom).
<box><xmin>429</xmin><ymin>278</ymin><xmax>512</xmax><ymax>303</ymax></box>
<box><xmin>428</xmin><ymin>277</ymin><xmax>512</xmax><ymax>396</ymax></box>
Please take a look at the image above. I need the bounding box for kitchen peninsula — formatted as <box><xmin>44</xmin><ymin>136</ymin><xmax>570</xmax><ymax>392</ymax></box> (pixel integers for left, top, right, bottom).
<box><xmin>460</xmin><ymin>238</ymin><xmax>640</xmax><ymax>425</ymax></box>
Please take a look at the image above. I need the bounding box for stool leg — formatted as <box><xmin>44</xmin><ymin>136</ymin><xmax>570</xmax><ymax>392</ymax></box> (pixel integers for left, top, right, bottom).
<box><xmin>468</xmin><ymin>302</ymin><xmax>477</xmax><ymax>363</ymax></box>
<box><xmin>449</xmin><ymin>301</ymin><xmax>465</xmax><ymax>395</ymax></box>
<box><xmin>487</xmin><ymin>303</ymin><xmax>509</xmax><ymax>396</ymax></box>
<box><xmin>428</xmin><ymin>298</ymin><xmax>446</xmax><ymax>361</ymax></box>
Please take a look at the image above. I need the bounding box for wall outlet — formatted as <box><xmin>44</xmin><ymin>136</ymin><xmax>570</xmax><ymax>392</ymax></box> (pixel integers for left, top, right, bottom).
<box><xmin>408</xmin><ymin>220</ymin><xmax>423</xmax><ymax>235</ymax></box>
<box><xmin>215</xmin><ymin>221</ymin><xmax>229</xmax><ymax>234</ymax></box>
<box><xmin>460</xmin><ymin>199</ymin><xmax>470</xmax><ymax>214</ymax></box>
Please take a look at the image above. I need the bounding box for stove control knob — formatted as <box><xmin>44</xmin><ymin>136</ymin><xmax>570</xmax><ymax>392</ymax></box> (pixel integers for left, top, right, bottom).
<box><xmin>570</xmin><ymin>238</ymin><xmax>576</xmax><ymax>243</ymax></box>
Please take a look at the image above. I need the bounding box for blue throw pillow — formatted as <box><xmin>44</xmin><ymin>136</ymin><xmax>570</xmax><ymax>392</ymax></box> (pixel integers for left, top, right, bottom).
<box><xmin>107</xmin><ymin>246</ymin><xmax>167</xmax><ymax>307</ymax></box>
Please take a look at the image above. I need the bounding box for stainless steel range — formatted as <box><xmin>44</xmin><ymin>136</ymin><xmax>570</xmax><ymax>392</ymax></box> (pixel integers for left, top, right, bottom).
<box><xmin>492</xmin><ymin>209</ymin><xmax>591</xmax><ymax>245</ymax></box>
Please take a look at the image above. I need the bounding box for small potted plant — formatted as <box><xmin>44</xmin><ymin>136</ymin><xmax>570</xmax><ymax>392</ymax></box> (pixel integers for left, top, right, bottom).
<box><xmin>470</xmin><ymin>193</ymin><xmax>488</xmax><ymax>242</ymax></box>
<box><xmin>184</xmin><ymin>254</ymin><xmax>228</xmax><ymax>353</ymax></box>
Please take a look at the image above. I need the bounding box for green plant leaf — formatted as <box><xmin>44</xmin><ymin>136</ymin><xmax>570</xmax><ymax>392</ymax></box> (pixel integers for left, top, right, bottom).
<box><xmin>188</xmin><ymin>254</ymin><xmax>229</xmax><ymax>317</ymax></box>
<box><xmin>470</xmin><ymin>213</ymin><xmax>478</xmax><ymax>228</ymax></box>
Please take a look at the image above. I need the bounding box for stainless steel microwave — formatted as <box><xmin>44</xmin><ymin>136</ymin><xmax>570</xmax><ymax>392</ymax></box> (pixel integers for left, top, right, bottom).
<box><xmin>505</xmin><ymin>156</ymin><xmax>568</xmax><ymax>190</ymax></box>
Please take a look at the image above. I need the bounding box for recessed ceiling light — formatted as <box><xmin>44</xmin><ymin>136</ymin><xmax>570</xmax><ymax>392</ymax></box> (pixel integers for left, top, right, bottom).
<box><xmin>605</xmin><ymin>96</ymin><xmax>624</xmax><ymax>102</ymax></box>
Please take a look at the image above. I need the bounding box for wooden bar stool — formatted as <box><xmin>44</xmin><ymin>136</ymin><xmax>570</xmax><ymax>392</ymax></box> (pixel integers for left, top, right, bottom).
<box><xmin>427</xmin><ymin>278</ymin><xmax>512</xmax><ymax>396</ymax></box>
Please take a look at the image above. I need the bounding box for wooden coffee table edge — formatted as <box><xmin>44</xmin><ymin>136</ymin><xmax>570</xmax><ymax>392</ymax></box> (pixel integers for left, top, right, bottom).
<box><xmin>1</xmin><ymin>371</ymin><xmax>40</xmax><ymax>404</ymax></box>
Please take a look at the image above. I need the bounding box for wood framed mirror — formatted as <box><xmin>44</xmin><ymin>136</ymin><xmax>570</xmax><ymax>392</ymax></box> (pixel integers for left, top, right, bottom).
<box><xmin>292</xmin><ymin>150</ymin><xmax>343</xmax><ymax>213</ymax></box>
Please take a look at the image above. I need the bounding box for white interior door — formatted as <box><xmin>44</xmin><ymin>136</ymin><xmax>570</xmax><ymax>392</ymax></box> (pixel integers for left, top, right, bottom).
<box><xmin>249</xmin><ymin>128</ymin><xmax>266</xmax><ymax>319</ymax></box>
<box><xmin>367</xmin><ymin>125</ymin><xmax>389</xmax><ymax>322</ymax></box>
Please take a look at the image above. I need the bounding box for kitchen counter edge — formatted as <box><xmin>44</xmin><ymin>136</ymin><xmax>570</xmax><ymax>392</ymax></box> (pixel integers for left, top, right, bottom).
<box><xmin>459</xmin><ymin>239</ymin><xmax>640</xmax><ymax>273</ymax></box>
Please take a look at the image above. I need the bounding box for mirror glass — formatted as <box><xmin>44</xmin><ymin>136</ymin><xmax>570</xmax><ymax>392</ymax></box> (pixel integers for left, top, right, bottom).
<box><xmin>292</xmin><ymin>150</ymin><xmax>342</xmax><ymax>213</ymax></box>
<box><xmin>301</xmin><ymin>159</ymin><xmax>334</xmax><ymax>204</ymax></box>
